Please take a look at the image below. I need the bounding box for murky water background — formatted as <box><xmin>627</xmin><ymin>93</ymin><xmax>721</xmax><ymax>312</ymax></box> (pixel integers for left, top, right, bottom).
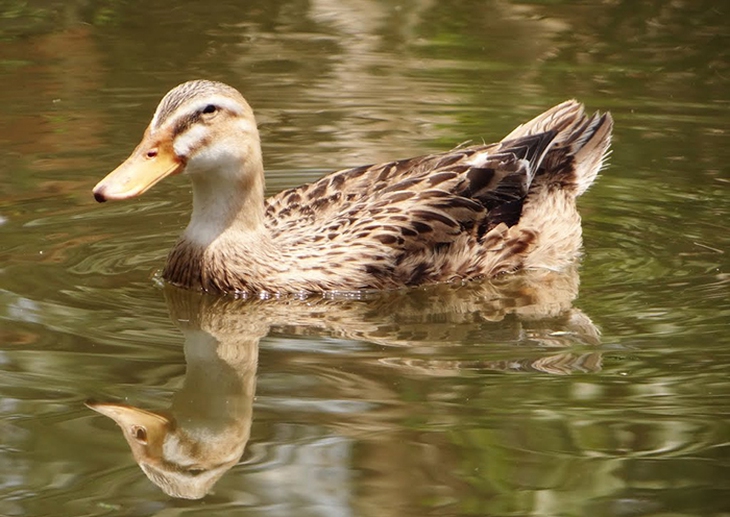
<box><xmin>1</xmin><ymin>1</ymin><xmax>728</xmax><ymax>516</ymax></box>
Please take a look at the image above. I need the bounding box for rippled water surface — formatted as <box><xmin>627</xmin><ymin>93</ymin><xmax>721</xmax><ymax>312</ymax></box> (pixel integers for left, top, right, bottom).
<box><xmin>1</xmin><ymin>1</ymin><xmax>729</xmax><ymax>516</ymax></box>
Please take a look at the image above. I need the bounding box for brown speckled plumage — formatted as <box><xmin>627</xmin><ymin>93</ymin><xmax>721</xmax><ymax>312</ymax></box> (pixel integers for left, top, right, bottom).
<box><xmin>94</xmin><ymin>80</ymin><xmax>613</xmax><ymax>296</ymax></box>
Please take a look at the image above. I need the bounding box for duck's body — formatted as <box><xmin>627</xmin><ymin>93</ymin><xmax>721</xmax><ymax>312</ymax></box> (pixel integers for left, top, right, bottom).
<box><xmin>93</xmin><ymin>80</ymin><xmax>612</xmax><ymax>296</ymax></box>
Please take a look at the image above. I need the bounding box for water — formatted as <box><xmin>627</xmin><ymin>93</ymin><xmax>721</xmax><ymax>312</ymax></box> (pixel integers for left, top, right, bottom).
<box><xmin>1</xmin><ymin>1</ymin><xmax>729</xmax><ymax>515</ymax></box>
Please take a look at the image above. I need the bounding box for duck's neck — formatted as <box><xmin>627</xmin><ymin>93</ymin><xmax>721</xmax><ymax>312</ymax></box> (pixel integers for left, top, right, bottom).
<box><xmin>185</xmin><ymin>147</ymin><xmax>267</xmax><ymax>244</ymax></box>
<box><xmin>164</xmin><ymin>150</ymin><xmax>285</xmax><ymax>294</ymax></box>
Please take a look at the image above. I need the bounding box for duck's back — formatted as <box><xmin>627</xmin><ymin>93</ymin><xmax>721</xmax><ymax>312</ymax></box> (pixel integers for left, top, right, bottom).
<box><xmin>263</xmin><ymin>100</ymin><xmax>612</xmax><ymax>290</ymax></box>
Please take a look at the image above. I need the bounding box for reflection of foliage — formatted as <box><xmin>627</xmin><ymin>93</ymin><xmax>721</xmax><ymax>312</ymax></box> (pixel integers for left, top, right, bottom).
<box><xmin>0</xmin><ymin>0</ymin><xmax>50</xmax><ymax>39</ymax></box>
<box><xmin>0</xmin><ymin>0</ymin><xmax>125</xmax><ymax>39</ymax></box>
<box><xmin>550</xmin><ymin>0</ymin><xmax>728</xmax><ymax>87</ymax></box>
<box><xmin>1</xmin><ymin>0</ymin><xmax>44</xmax><ymax>20</ymax></box>
<box><xmin>88</xmin><ymin>0</ymin><xmax>125</xmax><ymax>27</ymax></box>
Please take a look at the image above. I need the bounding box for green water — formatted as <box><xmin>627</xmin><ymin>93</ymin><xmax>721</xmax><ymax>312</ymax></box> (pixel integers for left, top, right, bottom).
<box><xmin>1</xmin><ymin>1</ymin><xmax>728</xmax><ymax>516</ymax></box>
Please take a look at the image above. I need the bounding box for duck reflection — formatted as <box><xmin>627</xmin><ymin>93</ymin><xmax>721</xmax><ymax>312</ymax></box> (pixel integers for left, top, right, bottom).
<box><xmin>87</xmin><ymin>267</ymin><xmax>601</xmax><ymax>499</ymax></box>
<box><xmin>87</xmin><ymin>289</ymin><xmax>261</xmax><ymax>500</ymax></box>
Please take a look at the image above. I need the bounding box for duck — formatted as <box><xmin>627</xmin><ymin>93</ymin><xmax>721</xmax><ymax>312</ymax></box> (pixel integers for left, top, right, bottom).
<box><xmin>93</xmin><ymin>80</ymin><xmax>612</xmax><ymax>296</ymax></box>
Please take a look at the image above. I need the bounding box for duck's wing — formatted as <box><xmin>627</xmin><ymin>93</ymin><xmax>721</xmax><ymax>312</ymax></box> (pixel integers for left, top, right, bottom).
<box><xmin>264</xmin><ymin>131</ymin><xmax>553</xmax><ymax>239</ymax></box>
<box><xmin>264</xmin><ymin>145</ymin><xmax>488</xmax><ymax>234</ymax></box>
<box><xmin>261</xmin><ymin>131</ymin><xmax>555</xmax><ymax>287</ymax></box>
<box><xmin>264</xmin><ymin>99</ymin><xmax>612</xmax><ymax>238</ymax></box>
<box><xmin>262</xmin><ymin>100</ymin><xmax>612</xmax><ymax>288</ymax></box>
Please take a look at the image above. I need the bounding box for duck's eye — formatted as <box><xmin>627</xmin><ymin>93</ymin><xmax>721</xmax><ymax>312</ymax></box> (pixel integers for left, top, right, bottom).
<box><xmin>202</xmin><ymin>104</ymin><xmax>217</xmax><ymax>114</ymax></box>
<box><xmin>132</xmin><ymin>425</ymin><xmax>148</xmax><ymax>444</ymax></box>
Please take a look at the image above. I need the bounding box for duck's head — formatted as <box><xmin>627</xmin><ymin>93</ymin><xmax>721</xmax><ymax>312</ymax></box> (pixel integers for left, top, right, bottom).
<box><xmin>93</xmin><ymin>80</ymin><xmax>260</xmax><ymax>203</ymax></box>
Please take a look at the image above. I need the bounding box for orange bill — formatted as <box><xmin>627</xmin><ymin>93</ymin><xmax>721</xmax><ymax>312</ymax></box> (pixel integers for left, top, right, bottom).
<box><xmin>86</xmin><ymin>400</ymin><xmax>172</xmax><ymax>462</ymax></box>
<box><xmin>85</xmin><ymin>400</ymin><xmax>171</xmax><ymax>428</ymax></box>
<box><xmin>85</xmin><ymin>400</ymin><xmax>172</xmax><ymax>450</ymax></box>
<box><xmin>93</xmin><ymin>131</ymin><xmax>184</xmax><ymax>202</ymax></box>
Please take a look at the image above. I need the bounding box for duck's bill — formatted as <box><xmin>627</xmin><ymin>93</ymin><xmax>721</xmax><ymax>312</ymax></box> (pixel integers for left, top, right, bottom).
<box><xmin>85</xmin><ymin>400</ymin><xmax>171</xmax><ymax>429</ymax></box>
<box><xmin>93</xmin><ymin>138</ymin><xmax>183</xmax><ymax>202</ymax></box>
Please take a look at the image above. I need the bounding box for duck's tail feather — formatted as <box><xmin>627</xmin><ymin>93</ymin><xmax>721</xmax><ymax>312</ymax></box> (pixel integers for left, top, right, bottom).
<box><xmin>564</xmin><ymin>111</ymin><xmax>613</xmax><ymax>196</ymax></box>
<box><xmin>502</xmin><ymin>100</ymin><xmax>614</xmax><ymax>197</ymax></box>
<box><xmin>502</xmin><ymin>100</ymin><xmax>588</xmax><ymax>142</ymax></box>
